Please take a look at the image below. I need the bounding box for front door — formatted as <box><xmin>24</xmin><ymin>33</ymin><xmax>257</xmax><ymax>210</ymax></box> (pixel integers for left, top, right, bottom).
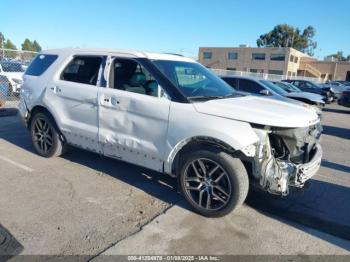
<box><xmin>98</xmin><ymin>57</ymin><xmax>170</xmax><ymax>172</ymax></box>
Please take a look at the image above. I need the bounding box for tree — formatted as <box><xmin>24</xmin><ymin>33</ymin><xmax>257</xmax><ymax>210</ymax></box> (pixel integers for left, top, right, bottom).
<box><xmin>4</xmin><ymin>39</ymin><xmax>17</xmax><ymax>50</ymax></box>
<box><xmin>32</xmin><ymin>40</ymin><xmax>42</xmax><ymax>52</ymax></box>
<box><xmin>21</xmin><ymin>38</ymin><xmax>42</xmax><ymax>52</ymax></box>
<box><xmin>257</xmin><ymin>24</ymin><xmax>317</xmax><ymax>56</ymax></box>
<box><xmin>21</xmin><ymin>38</ymin><xmax>33</xmax><ymax>51</ymax></box>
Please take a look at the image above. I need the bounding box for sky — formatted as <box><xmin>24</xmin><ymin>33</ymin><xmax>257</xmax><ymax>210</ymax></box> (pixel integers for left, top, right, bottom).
<box><xmin>2</xmin><ymin>0</ymin><xmax>350</xmax><ymax>59</ymax></box>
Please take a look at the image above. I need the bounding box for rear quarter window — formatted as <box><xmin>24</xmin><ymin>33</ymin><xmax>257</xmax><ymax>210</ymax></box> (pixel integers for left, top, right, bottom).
<box><xmin>25</xmin><ymin>54</ymin><xmax>58</xmax><ymax>76</ymax></box>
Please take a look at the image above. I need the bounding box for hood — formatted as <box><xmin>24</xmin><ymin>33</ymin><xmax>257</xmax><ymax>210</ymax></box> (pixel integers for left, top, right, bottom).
<box><xmin>287</xmin><ymin>92</ymin><xmax>325</xmax><ymax>104</ymax></box>
<box><xmin>193</xmin><ymin>96</ymin><xmax>319</xmax><ymax>128</ymax></box>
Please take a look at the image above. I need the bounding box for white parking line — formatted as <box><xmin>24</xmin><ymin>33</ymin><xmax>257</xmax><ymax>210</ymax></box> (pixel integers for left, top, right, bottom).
<box><xmin>0</xmin><ymin>155</ymin><xmax>34</xmax><ymax>172</ymax></box>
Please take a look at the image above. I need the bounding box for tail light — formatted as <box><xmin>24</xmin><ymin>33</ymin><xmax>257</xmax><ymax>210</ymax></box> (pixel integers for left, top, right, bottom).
<box><xmin>342</xmin><ymin>91</ymin><xmax>349</xmax><ymax>97</ymax></box>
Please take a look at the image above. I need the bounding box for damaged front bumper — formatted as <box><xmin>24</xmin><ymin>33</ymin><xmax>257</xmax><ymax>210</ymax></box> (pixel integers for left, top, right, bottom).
<box><xmin>250</xmin><ymin>125</ymin><xmax>323</xmax><ymax>196</ymax></box>
<box><xmin>263</xmin><ymin>143</ymin><xmax>322</xmax><ymax>195</ymax></box>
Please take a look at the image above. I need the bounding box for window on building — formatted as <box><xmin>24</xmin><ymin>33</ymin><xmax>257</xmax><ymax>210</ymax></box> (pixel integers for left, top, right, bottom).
<box><xmin>287</xmin><ymin>71</ymin><xmax>292</xmax><ymax>76</ymax></box>
<box><xmin>228</xmin><ymin>52</ymin><xmax>238</xmax><ymax>60</ymax></box>
<box><xmin>226</xmin><ymin>68</ymin><xmax>236</xmax><ymax>71</ymax></box>
<box><xmin>252</xmin><ymin>53</ymin><xmax>266</xmax><ymax>60</ymax></box>
<box><xmin>294</xmin><ymin>56</ymin><xmax>298</xmax><ymax>63</ymax></box>
<box><xmin>61</xmin><ymin>56</ymin><xmax>102</xmax><ymax>86</ymax></box>
<box><xmin>290</xmin><ymin>55</ymin><xmax>295</xmax><ymax>62</ymax></box>
<box><xmin>203</xmin><ymin>52</ymin><xmax>212</xmax><ymax>60</ymax></box>
<box><xmin>268</xmin><ymin>70</ymin><xmax>283</xmax><ymax>75</ymax></box>
<box><xmin>270</xmin><ymin>54</ymin><xmax>286</xmax><ymax>61</ymax></box>
<box><xmin>250</xmin><ymin>69</ymin><xmax>264</xmax><ymax>73</ymax></box>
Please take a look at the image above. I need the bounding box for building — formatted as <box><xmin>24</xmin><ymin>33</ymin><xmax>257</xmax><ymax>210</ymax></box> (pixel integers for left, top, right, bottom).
<box><xmin>198</xmin><ymin>46</ymin><xmax>350</xmax><ymax>81</ymax></box>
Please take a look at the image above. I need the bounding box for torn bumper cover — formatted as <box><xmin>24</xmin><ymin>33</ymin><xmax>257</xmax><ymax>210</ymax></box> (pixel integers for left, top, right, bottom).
<box><xmin>263</xmin><ymin>143</ymin><xmax>322</xmax><ymax>195</ymax></box>
<box><xmin>252</xmin><ymin>124</ymin><xmax>323</xmax><ymax>196</ymax></box>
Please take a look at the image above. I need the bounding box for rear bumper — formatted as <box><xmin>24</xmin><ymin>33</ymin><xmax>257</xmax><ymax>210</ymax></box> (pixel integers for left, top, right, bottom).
<box><xmin>18</xmin><ymin>97</ymin><xmax>29</xmax><ymax>126</ymax></box>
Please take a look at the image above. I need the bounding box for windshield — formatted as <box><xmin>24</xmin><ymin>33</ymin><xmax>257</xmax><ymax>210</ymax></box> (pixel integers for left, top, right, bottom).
<box><xmin>152</xmin><ymin>60</ymin><xmax>236</xmax><ymax>100</ymax></box>
<box><xmin>0</xmin><ymin>62</ymin><xmax>25</xmax><ymax>72</ymax></box>
<box><xmin>260</xmin><ymin>80</ymin><xmax>288</xmax><ymax>96</ymax></box>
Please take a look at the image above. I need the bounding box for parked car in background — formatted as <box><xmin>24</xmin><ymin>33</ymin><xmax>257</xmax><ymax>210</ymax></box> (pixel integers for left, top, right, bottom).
<box><xmin>282</xmin><ymin>79</ymin><xmax>334</xmax><ymax>103</ymax></box>
<box><xmin>336</xmin><ymin>81</ymin><xmax>350</xmax><ymax>86</ymax></box>
<box><xmin>19</xmin><ymin>48</ymin><xmax>323</xmax><ymax>217</ymax></box>
<box><xmin>0</xmin><ymin>60</ymin><xmax>25</xmax><ymax>95</ymax></box>
<box><xmin>272</xmin><ymin>81</ymin><xmax>325</xmax><ymax>107</ymax></box>
<box><xmin>0</xmin><ymin>75</ymin><xmax>10</xmax><ymax>108</ymax></box>
<box><xmin>338</xmin><ymin>90</ymin><xmax>350</xmax><ymax>108</ymax></box>
<box><xmin>220</xmin><ymin>76</ymin><xmax>322</xmax><ymax>116</ymax></box>
<box><xmin>323</xmin><ymin>80</ymin><xmax>349</xmax><ymax>99</ymax></box>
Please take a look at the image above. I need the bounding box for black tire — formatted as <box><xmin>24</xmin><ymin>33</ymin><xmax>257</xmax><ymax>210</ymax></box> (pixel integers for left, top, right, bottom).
<box><xmin>30</xmin><ymin>112</ymin><xmax>67</xmax><ymax>158</ymax></box>
<box><xmin>177</xmin><ymin>146</ymin><xmax>249</xmax><ymax>217</ymax></box>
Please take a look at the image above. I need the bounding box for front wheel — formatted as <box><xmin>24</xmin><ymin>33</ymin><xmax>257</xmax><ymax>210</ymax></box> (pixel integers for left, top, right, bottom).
<box><xmin>177</xmin><ymin>147</ymin><xmax>249</xmax><ymax>217</ymax></box>
<box><xmin>30</xmin><ymin>112</ymin><xmax>67</xmax><ymax>158</ymax></box>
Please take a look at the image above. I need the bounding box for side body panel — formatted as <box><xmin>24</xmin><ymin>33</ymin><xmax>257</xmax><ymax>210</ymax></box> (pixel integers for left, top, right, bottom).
<box><xmin>164</xmin><ymin>102</ymin><xmax>260</xmax><ymax>174</ymax></box>
<box><xmin>98</xmin><ymin>87</ymin><xmax>171</xmax><ymax>172</ymax></box>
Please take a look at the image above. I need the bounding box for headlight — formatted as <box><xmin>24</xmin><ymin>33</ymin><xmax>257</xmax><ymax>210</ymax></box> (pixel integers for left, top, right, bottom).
<box><xmin>12</xmin><ymin>78</ymin><xmax>23</xmax><ymax>85</ymax></box>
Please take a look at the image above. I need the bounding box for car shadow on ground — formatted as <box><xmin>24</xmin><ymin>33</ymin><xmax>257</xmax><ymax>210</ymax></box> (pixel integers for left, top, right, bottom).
<box><xmin>323</xmin><ymin>108</ymin><xmax>350</xmax><ymax>114</ymax></box>
<box><xmin>0</xmin><ymin>223</ymin><xmax>24</xmax><ymax>261</ymax></box>
<box><xmin>246</xmin><ymin>178</ymin><xmax>350</xmax><ymax>246</ymax></box>
<box><xmin>322</xmin><ymin>160</ymin><xmax>350</xmax><ymax>173</ymax></box>
<box><xmin>322</xmin><ymin>125</ymin><xmax>350</xmax><ymax>140</ymax></box>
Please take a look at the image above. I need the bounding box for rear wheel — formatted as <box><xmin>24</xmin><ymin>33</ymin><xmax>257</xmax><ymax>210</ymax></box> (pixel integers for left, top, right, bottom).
<box><xmin>177</xmin><ymin>147</ymin><xmax>249</xmax><ymax>217</ymax></box>
<box><xmin>30</xmin><ymin>112</ymin><xmax>67</xmax><ymax>157</ymax></box>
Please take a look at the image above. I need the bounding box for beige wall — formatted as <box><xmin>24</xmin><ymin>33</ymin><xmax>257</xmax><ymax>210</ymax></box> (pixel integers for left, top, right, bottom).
<box><xmin>198</xmin><ymin>47</ymin><xmax>306</xmax><ymax>76</ymax></box>
<box><xmin>198</xmin><ymin>47</ymin><xmax>350</xmax><ymax>81</ymax></box>
<box><xmin>306</xmin><ymin>61</ymin><xmax>350</xmax><ymax>80</ymax></box>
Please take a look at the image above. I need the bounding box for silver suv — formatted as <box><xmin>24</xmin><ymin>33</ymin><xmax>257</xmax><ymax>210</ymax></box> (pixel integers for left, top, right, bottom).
<box><xmin>19</xmin><ymin>48</ymin><xmax>323</xmax><ymax>217</ymax></box>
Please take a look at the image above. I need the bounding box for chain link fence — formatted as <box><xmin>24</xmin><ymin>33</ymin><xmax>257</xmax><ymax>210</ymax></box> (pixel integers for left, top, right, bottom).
<box><xmin>0</xmin><ymin>48</ymin><xmax>37</xmax><ymax>109</ymax></box>
<box><xmin>212</xmin><ymin>68</ymin><xmax>322</xmax><ymax>83</ymax></box>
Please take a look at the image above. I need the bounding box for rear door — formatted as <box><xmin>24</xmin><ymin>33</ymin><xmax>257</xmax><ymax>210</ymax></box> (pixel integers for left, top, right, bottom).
<box><xmin>98</xmin><ymin>57</ymin><xmax>170</xmax><ymax>172</ymax></box>
<box><xmin>44</xmin><ymin>55</ymin><xmax>105</xmax><ymax>152</ymax></box>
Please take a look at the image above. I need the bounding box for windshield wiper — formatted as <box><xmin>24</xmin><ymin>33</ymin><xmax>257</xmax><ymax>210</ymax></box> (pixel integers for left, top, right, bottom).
<box><xmin>188</xmin><ymin>92</ymin><xmax>242</xmax><ymax>101</ymax></box>
<box><xmin>187</xmin><ymin>95</ymin><xmax>224</xmax><ymax>101</ymax></box>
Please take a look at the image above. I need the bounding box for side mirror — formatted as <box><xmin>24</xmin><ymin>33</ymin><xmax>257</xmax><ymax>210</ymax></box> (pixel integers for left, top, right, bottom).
<box><xmin>259</xmin><ymin>89</ymin><xmax>270</xmax><ymax>96</ymax></box>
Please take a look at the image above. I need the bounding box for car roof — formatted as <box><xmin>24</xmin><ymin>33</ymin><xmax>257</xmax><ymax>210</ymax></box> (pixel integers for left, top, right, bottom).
<box><xmin>40</xmin><ymin>48</ymin><xmax>196</xmax><ymax>63</ymax></box>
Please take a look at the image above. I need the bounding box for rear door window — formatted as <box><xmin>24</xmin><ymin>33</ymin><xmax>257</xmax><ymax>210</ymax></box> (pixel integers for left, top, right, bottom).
<box><xmin>61</xmin><ymin>56</ymin><xmax>102</xmax><ymax>86</ymax></box>
<box><xmin>238</xmin><ymin>79</ymin><xmax>264</xmax><ymax>94</ymax></box>
<box><xmin>25</xmin><ymin>54</ymin><xmax>58</xmax><ymax>76</ymax></box>
<box><xmin>222</xmin><ymin>78</ymin><xmax>238</xmax><ymax>89</ymax></box>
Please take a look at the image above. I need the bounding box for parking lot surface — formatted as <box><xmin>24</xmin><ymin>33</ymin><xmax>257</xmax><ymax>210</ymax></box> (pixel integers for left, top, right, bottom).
<box><xmin>0</xmin><ymin>104</ymin><xmax>350</xmax><ymax>257</ymax></box>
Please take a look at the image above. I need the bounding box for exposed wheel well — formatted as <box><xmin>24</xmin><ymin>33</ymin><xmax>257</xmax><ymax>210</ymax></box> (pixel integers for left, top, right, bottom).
<box><xmin>171</xmin><ymin>137</ymin><xmax>248</xmax><ymax>176</ymax></box>
<box><xmin>27</xmin><ymin>106</ymin><xmax>53</xmax><ymax>128</ymax></box>
<box><xmin>27</xmin><ymin>106</ymin><xmax>64</xmax><ymax>142</ymax></box>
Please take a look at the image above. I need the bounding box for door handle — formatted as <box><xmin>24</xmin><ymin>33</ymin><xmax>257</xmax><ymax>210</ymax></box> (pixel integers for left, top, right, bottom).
<box><xmin>101</xmin><ymin>96</ymin><xmax>119</xmax><ymax>106</ymax></box>
<box><xmin>50</xmin><ymin>86</ymin><xmax>61</xmax><ymax>93</ymax></box>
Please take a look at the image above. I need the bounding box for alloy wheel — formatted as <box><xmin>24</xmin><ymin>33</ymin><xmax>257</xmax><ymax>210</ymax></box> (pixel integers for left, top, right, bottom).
<box><xmin>183</xmin><ymin>158</ymin><xmax>232</xmax><ymax>211</ymax></box>
<box><xmin>32</xmin><ymin>118</ymin><xmax>53</xmax><ymax>154</ymax></box>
